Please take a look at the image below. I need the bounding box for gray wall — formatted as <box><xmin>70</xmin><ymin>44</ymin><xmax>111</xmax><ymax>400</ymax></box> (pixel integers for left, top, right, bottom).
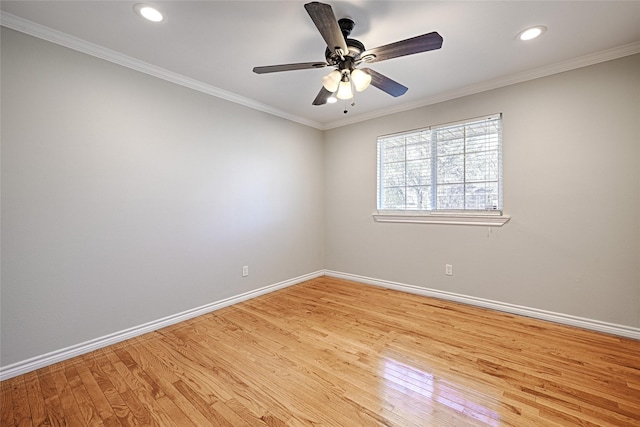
<box><xmin>324</xmin><ymin>54</ymin><xmax>640</xmax><ymax>328</ymax></box>
<box><xmin>1</xmin><ymin>28</ymin><xmax>325</xmax><ymax>366</ymax></box>
<box><xmin>2</xmin><ymin>25</ymin><xmax>639</xmax><ymax>371</ymax></box>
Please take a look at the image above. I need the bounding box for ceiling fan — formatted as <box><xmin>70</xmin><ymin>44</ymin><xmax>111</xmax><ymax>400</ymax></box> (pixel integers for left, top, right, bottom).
<box><xmin>252</xmin><ymin>1</ymin><xmax>443</xmax><ymax>106</ymax></box>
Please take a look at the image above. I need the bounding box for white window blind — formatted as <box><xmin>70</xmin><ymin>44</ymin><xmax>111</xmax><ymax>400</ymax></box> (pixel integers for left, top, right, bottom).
<box><xmin>377</xmin><ymin>114</ymin><xmax>502</xmax><ymax>212</ymax></box>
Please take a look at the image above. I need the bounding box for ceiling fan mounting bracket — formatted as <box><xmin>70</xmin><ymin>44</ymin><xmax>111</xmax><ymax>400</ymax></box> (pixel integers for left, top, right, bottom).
<box><xmin>338</xmin><ymin>18</ymin><xmax>355</xmax><ymax>38</ymax></box>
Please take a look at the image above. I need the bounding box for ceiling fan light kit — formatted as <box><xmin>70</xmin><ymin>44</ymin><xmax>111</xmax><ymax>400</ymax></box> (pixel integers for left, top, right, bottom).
<box><xmin>351</xmin><ymin>69</ymin><xmax>372</xmax><ymax>92</ymax></box>
<box><xmin>322</xmin><ymin>69</ymin><xmax>342</xmax><ymax>92</ymax></box>
<box><xmin>253</xmin><ymin>1</ymin><xmax>443</xmax><ymax>108</ymax></box>
<box><xmin>336</xmin><ymin>73</ymin><xmax>353</xmax><ymax>100</ymax></box>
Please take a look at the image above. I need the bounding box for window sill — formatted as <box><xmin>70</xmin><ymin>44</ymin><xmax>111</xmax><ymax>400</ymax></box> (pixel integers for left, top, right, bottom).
<box><xmin>372</xmin><ymin>211</ymin><xmax>511</xmax><ymax>226</ymax></box>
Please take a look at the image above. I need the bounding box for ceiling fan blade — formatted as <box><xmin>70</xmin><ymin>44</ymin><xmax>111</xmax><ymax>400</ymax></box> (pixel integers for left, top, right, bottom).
<box><xmin>312</xmin><ymin>87</ymin><xmax>333</xmax><ymax>105</ymax></box>
<box><xmin>360</xmin><ymin>32</ymin><xmax>443</xmax><ymax>64</ymax></box>
<box><xmin>362</xmin><ymin>68</ymin><xmax>408</xmax><ymax>97</ymax></box>
<box><xmin>253</xmin><ymin>62</ymin><xmax>328</xmax><ymax>74</ymax></box>
<box><xmin>304</xmin><ymin>2</ymin><xmax>348</xmax><ymax>56</ymax></box>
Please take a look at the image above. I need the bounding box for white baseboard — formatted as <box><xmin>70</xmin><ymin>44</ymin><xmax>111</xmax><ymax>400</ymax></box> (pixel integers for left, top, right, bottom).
<box><xmin>0</xmin><ymin>270</ymin><xmax>324</xmax><ymax>381</ymax></box>
<box><xmin>4</xmin><ymin>269</ymin><xmax>637</xmax><ymax>381</ymax></box>
<box><xmin>324</xmin><ymin>270</ymin><xmax>640</xmax><ymax>341</ymax></box>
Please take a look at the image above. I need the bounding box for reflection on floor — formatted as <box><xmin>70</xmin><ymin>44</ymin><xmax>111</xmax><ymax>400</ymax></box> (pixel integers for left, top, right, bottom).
<box><xmin>382</xmin><ymin>356</ymin><xmax>501</xmax><ymax>426</ymax></box>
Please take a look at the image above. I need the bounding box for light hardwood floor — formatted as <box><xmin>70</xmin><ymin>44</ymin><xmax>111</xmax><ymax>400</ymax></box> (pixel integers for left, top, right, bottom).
<box><xmin>2</xmin><ymin>276</ymin><xmax>640</xmax><ymax>426</ymax></box>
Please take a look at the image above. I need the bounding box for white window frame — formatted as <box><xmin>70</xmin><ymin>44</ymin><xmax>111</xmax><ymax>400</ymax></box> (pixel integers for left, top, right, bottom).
<box><xmin>374</xmin><ymin>114</ymin><xmax>510</xmax><ymax>226</ymax></box>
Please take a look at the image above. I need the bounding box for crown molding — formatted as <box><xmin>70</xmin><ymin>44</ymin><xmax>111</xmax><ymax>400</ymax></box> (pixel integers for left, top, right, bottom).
<box><xmin>0</xmin><ymin>11</ymin><xmax>325</xmax><ymax>130</ymax></box>
<box><xmin>2</xmin><ymin>11</ymin><xmax>639</xmax><ymax>132</ymax></box>
<box><xmin>321</xmin><ymin>40</ymin><xmax>640</xmax><ymax>130</ymax></box>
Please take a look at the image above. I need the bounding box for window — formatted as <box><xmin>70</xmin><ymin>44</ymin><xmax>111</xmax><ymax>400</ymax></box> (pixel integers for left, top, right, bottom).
<box><xmin>375</xmin><ymin>114</ymin><xmax>507</xmax><ymax>225</ymax></box>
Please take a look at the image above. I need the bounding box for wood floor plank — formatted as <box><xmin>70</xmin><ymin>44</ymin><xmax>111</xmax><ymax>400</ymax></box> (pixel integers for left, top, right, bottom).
<box><xmin>165</xmin><ymin>315</ymin><xmax>382</xmax><ymax>426</ymax></box>
<box><xmin>82</xmin><ymin>352</ymin><xmax>136</xmax><ymax>426</ymax></box>
<box><xmin>1</xmin><ymin>380</ymin><xmax>16</xmax><ymax>427</ymax></box>
<box><xmin>7</xmin><ymin>377</ymin><xmax>32</xmax><ymax>427</ymax></box>
<box><xmin>182</xmin><ymin>319</ymin><xmax>375</xmax><ymax>425</ymax></box>
<box><xmin>104</xmin><ymin>348</ymin><xmax>172</xmax><ymax>426</ymax></box>
<box><xmin>2</xmin><ymin>276</ymin><xmax>639</xmax><ymax>426</ymax></box>
<box><xmin>171</xmin><ymin>379</ymin><xmax>234</xmax><ymax>427</ymax></box>
<box><xmin>37</xmin><ymin>367</ymin><xmax>69</xmax><ymax>426</ymax></box>
<box><xmin>95</xmin><ymin>351</ymin><xmax>154</xmax><ymax>426</ymax></box>
<box><xmin>63</xmin><ymin>364</ymin><xmax>103</xmax><ymax>427</ymax></box>
<box><xmin>8</xmin><ymin>375</ymin><xmax>32</xmax><ymax>427</ymax></box>
<box><xmin>50</xmin><ymin>365</ymin><xmax>91</xmax><ymax>427</ymax></box>
<box><xmin>74</xmin><ymin>359</ymin><xmax>119</xmax><ymax>423</ymax></box>
<box><xmin>22</xmin><ymin>371</ymin><xmax>47</xmax><ymax>427</ymax></box>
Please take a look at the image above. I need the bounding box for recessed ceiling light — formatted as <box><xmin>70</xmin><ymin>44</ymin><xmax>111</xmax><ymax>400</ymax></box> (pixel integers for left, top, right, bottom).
<box><xmin>134</xmin><ymin>4</ymin><xmax>164</xmax><ymax>23</ymax></box>
<box><xmin>517</xmin><ymin>26</ymin><xmax>547</xmax><ymax>41</ymax></box>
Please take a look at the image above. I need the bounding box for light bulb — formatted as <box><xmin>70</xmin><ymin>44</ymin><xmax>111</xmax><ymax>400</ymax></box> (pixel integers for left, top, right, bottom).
<box><xmin>518</xmin><ymin>26</ymin><xmax>546</xmax><ymax>41</ymax></box>
<box><xmin>134</xmin><ymin>4</ymin><xmax>164</xmax><ymax>22</ymax></box>
<box><xmin>322</xmin><ymin>70</ymin><xmax>341</xmax><ymax>92</ymax></box>
<box><xmin>351</xmin><ymin>69</ymin><xmax>371</xmax><ymax>92</ymax></box>
<box><xmin>336</xmin><ymin>79</ymin><xmax>353</xmax><ymax>100</ymax></box>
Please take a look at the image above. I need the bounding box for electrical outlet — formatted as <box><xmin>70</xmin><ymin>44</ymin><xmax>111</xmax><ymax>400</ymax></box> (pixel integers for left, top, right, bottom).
<box><xmin>445</xmin><ymin>264</ymin><xmax>453</xmax><ymax>276</ymax></box>
<box><xmin>242</xmin><ymin>266</ymin><xmax>249</xmax><ymax>277</ymax></box>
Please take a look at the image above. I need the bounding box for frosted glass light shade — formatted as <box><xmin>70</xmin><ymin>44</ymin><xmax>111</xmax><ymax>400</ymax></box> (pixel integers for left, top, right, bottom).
<box><xmin>322</xmin><ymin>70</ymin><xmax>341</xmax><ymax>92</ymax></box>
<box><xmin>351</xmin><ymin>69</ymin><xmax>371</xmax><ymax>92</ymax></box>
<box><xmin>336</xmin><ymin>80</ymin><xmax>353</xmax><ymax>100</ymax></box>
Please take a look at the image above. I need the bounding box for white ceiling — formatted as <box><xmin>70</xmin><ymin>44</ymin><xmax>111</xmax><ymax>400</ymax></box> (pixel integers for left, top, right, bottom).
<box><xmin>2</xmin><ymin>1</ymin><xmax>640</xmax><ymax>129</ymax></box>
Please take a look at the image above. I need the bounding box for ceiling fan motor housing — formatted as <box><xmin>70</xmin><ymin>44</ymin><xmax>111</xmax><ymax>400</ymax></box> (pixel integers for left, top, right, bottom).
<box><xmin>323</xmin><ymin>17</ymin><xmax>366</xmax><ymax>70</ymax></box>
<box><xmin>325</xmin><ymin>38</ymin><xmax>365</xmax><ymax>69</ymax></box>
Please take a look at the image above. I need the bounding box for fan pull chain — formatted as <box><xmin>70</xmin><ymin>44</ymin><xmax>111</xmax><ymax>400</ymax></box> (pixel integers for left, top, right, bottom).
<box><xmin>344</xmin><ymin>84</ymin><xmax>356</xmax><ymax>114</ymax></box>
